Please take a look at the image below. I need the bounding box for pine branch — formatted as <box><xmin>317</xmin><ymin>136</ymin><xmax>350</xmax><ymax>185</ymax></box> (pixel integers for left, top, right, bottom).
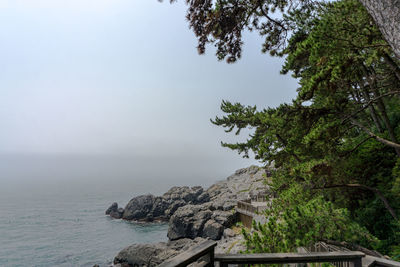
<box><xmin>350</xmin><ymin>119</ymin><xmax>400</xmax><ymax>153</ymax></box>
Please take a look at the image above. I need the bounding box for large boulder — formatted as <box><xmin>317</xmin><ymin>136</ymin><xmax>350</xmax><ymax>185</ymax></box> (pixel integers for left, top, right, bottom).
<box><xmin>150</xmin><ymin>197</ymin><xmax>169</xmax><ymax>219</ymax></box>
<box><xmin>167</xmin><ymin>205</ymin><xmax>212</xmax><ymax>240</ymax></box>
<box><xmin>164</xmin><ymin>200</ymin><xmax>186</xmax><ymax>217</ymax></box>
<box><xmin>202</xmin><ymin>220</ymin><xmax>224</xmax><ymax>240</ymax></box>
<box><xmin>206</xmin><ymin>165</ymin><xmax>272</xmax><ymax>203</ymax></box>
<box><xmin>211</xmin><ymin>200</ymin><xmax>236</xmax><ymax>211</ymax></box>
<box><xmin>105</xmin><ymin>202</ymin><xmax>118</xmax><ymax>215</ymax></box>
<box><xmin>114</xmin><ymin>238</ymin><xmax>207</xmax><ymax>267</ymax></box>
<box><xmin>122</xmin><ymin>194</ymin><xmax>157</xmax><ymax>221</ymax></box>
<box><xmin>114</xmin><ymin>243</ymin><xmax>166</xmax><ymax>266</ymax></box>
<box><xmin>111</xmin><ymin>208</ymin><xmax>125</xmax><ymax>219</ymax></box>
<box><xmin>106</xmin><ymin>202</ymin><xmax>124</xmax><ymax>219</ymax></box>
<box><xmin>211</xmin><ymin>210</ymin><xmax>238</xmax><ymax>227</ymax></box>
<box><xmin>162</xmin><ymin>186</ymin><xmax>209</xmax><ymax>205</ymax></box>
<box><xmin>197</xmin><ymin>191</ymin><xmax>211</xmax><ymax>203</ymax></box>
<box><xmin>167</xmin><ymin>204</ymin><xmax>237</xmax><ymax>240</ymax></box>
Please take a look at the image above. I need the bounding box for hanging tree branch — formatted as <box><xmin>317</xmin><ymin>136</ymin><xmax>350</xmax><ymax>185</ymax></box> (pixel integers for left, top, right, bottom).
<box><xmin>342</xmin><ymin>90</ymin><xmax>400</xmax><ymax>124</ymax></box>
<box><xmin>257</xmin><ymin>0</ymin><xmax>288</xmax><ymax>31</ymax></box>
<box><xmin>339</xmin><ymin>137</ymin><xmax>373</xmax><ymax>158</ymax></box>
<box><xmin>350</xmin><ymin>119</ymin><xmax>400</xmax><ymax>153</ymax></box>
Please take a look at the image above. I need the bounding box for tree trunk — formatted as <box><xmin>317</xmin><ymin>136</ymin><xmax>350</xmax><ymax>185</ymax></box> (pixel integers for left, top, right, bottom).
<box><xmin>367</xmin><ymin>73</ymin><xmax>400</xmax><ymax>156</ymax></box>
<box><xmin>359</xmin><ymin>0</ymin><xmax>400</xmax><ymax>60</ymax></box>
<box><xmin>360</xmin><ymin>86</ymin><xmax>384</xmax><ymax>132</ymax></box>
<box><xmin>383</xmin><ymin>53</ymin><xmax>400</xmax><ymax>82</ymax></box>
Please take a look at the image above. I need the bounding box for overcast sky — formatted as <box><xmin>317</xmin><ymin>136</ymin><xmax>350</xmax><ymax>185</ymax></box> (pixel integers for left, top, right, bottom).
<box><xmin>0</xmin><ymin>0</ymin><xmax>298</xmax><ymax>188</ymax></box>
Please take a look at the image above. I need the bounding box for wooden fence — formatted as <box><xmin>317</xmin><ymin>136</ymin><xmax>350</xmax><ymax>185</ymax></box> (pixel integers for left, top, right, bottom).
<box><xmin>236</xmin><ymin>200</ymin><xmax>269</xmax><ymax>228</ymax></box>
<box><xmin>158</xmin><ymin>241</ymin><xmax>400</xmax><ymax>267</ymax></box>
<box><xmin>237</xmin><ymin>200</ymin><xmax>269</xmax><ymax>214</ymax></box>
<box><xmin>249</xmin><ymin>193</ymin><xmax>268</xmax><ymax>202</ymax></box>
<box><xmin>216</xmin><ymin>251</ymin><xmax>364</xmax><ymax>267</ymax></box>
<box><xmin>237</xmin><ymin>201</ymin><xmax>257</xmax><ymax>214</ymax></box>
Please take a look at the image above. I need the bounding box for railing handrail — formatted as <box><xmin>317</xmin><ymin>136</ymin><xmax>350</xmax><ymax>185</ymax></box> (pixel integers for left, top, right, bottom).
<box><xmin>237</xmin><ymin>200</ymin><xmax>257</xmax><ymax>213</ymax></box>
<box><xmin>157</xmin><ymin>240</ymin><xmax>217</xmax><ymax>267</ymax></box>
<box><xmin>365</xmin><ymin>255</ymin><xmax>400</xmax><ymax>267</ymax></box>
<box><xmin>215</xmin><ymin>251</ymin><xmax>365</xmax><ymax>264</ymax></box>
<box><xmin>158</xmin><ymin>241</ymin><xmax>400</xmax><ymax>267</ymax></box>
<box><xmin>157</xmin><ymin>239</ymin><xmax>400</xmax><ymax>267</ymax></box>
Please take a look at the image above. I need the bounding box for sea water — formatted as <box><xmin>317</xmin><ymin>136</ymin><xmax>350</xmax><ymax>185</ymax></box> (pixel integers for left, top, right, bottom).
<box><xmin>0</xmin><ymin>186</ymin><xmax>169</xmax><ymax>267</ymax></box>
<box><xmin>0</xmin><ymin>154</ymin><xmax>237</xmax><ymax>267</ymax></box>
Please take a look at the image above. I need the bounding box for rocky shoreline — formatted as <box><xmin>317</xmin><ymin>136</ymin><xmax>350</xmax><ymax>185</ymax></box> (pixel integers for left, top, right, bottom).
<box><xmin>105</xmin><ymin>165</ymin><xmax>271</xmax><ymax>266</ymax></box>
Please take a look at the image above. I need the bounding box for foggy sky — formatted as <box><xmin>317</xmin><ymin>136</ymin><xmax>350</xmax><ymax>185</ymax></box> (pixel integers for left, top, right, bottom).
<box><xmin>0</xmin><ymin>0</ymin><xmax>298</xmax><ymax>188</ymax></box>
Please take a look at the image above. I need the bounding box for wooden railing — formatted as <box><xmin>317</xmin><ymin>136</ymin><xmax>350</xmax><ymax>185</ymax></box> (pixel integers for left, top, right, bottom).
<box><xmin>237</xmin><ymin>200</ymin><xmax>257</xmax><ymax>214</ymax></box>
<box><xmin>249</xmin><ymin>193</ymin><xmax>268</xmax><ymax>202</ymax></box>
<box><xmin>365</xmin><ymin>256</ymin><xmax>400</xmax><ymax>267</ymax></box>
<box><xmin>237</xmin><ymin>200</ymin><xmax>270</xmax><ymax>214</ymax></box>
<box><xmin>216</xmin><ymin>251</ymin><xmax>364</xmax><ymax>267</ymax></box>
<box><xmin>158</xmin><ymin>240</ymin><xmax>216</xmax><ymax>267</ymax></box>
<box><xmin>303</xmin><ymin>241</ymin><xmax>352</xmax><ymax>267</ymax></box>
<box><xmin>157</xmin><ymin>241</ymin><xmax>400</xmax><ymax>267</ymax></box>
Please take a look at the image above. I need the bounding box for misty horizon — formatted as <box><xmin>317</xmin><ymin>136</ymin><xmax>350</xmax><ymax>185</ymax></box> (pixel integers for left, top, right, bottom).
<box><xmin>0</xmin><ymin>0</ymin><xmax>297</xmax><ymax>194</ymax></box>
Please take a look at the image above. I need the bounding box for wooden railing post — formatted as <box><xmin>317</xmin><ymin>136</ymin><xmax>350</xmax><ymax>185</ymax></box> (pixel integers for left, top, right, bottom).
<box><xmin>353</xmin><ymin>258</ymin><xmax>362</xmax><ymax>267</ymax></box>
<box><xmin>208</xmin><ymin>246</ymin><xmax>215</xmax><ymax>267</ymax></box>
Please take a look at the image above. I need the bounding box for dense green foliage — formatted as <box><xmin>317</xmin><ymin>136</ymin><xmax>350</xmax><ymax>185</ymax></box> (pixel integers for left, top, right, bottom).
<box><xmin>206</xmin><ymin>0</ymin><xmax>400</xmax><ymax>256</ymax></box>
<box><xmin>242</xmin><ymin>185</ymin><xmax>378</xmax><ymax>253</ymax></box>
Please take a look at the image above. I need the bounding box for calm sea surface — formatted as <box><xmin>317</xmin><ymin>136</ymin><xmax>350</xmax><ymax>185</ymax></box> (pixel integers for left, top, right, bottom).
<box><xmin>0</xmin><ymin>154</ymin><xmax>240</xmax><ymax>267</ymax></box>
<box><xmin>0</xmin><ymin>187</ymin><xmax>169</xmax><ymax>267</ymax></box>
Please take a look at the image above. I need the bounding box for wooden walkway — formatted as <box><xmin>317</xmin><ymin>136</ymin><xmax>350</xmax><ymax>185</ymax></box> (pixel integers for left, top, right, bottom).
<box><xmin>157</xmin><ymin>240</ymin><xmax>400</xmax><ymax>267</ymax></box>
<box><xmin>157</xmin><ymin>193</ymin><xmax>400</xmax><ymax>267</ymax></box>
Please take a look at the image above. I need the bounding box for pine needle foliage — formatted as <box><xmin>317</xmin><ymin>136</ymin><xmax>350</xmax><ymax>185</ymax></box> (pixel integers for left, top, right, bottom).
<box><xmin>242</xmin><ymin>185</ymin><xmax>379</xmax><ymax>253</ymax></box>
<box><xmin>209</xmin><ymin>0</ymin><xmax>400</xmax><ymax>256</ymax></box>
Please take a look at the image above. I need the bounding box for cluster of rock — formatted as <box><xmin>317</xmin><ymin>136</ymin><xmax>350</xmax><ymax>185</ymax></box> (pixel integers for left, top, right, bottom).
<box><xmin>167</xmin><ymin>203</ymin><xmax>237</xmax><ymax>240</ymax></box>
<box><xmin>106</xmin><ymin>186</ymin><xmax>209</xmax><ymax>221</ymax></box>
<box><xmin>106</xmin><ymin>165</ymin><xmax>271</xmax><ymax>266</ymax></box>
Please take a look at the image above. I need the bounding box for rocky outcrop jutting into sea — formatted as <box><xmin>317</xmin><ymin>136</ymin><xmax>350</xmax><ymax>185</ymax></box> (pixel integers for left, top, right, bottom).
<box><xmin>106</xmin><ymin>165</ymin><xmax>272</xmax><ymax>266</ymax></box>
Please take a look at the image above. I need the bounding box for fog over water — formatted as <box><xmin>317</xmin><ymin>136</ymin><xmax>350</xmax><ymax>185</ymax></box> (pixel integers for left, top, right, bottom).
<box><xmin>0</xmin><ymin>0</ymin><xmax>297</xmax><ymax>181</ymax></box>
<box><xmin>0</xmin><ymin>152</ymin><xmax>260</xmax><ymax>266</ymax></box>
<box><xmin>0</xmin><ymin>1</ymin><xmax>299</xmax><ymax>265</ymax></box>
<box><xmin>0</xmin><ymin>153</ymin><xmax>255</xmax><ymax>197</ymax></box>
